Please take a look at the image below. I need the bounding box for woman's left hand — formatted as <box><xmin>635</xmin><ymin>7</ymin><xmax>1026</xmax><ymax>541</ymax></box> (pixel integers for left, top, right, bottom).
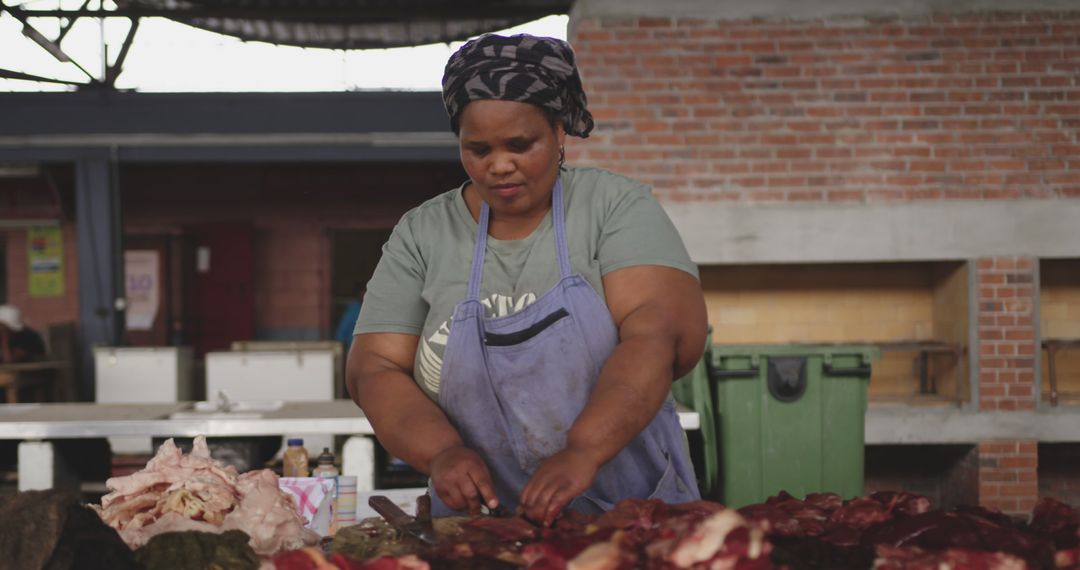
<box><xmin>519</xmin><ymin>445</ymin><xmax>601</xmax><ymax>526</ymax></box>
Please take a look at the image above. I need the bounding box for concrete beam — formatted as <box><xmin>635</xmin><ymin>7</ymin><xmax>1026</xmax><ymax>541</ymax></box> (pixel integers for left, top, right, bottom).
<box><xmin>866</xmin><ymin>407</ymin><xmax>1080</xmax><ymax>444</ymax></box>
<box><xmin>572</xmin><ymin>0</ymin><xmax>1079</xmax><ymax>20</ymax></box>
<box><xmin>665</xmin><ymin>200</ymin><xmax>1080</xmax><ymax>265</ymax></box>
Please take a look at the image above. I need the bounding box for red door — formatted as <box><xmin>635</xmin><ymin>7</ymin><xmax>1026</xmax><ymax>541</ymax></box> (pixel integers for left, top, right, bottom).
<box><xmin>188</xmin><ymin>223</ymin><xmax>255</xmax><ymax>357</ymax></box>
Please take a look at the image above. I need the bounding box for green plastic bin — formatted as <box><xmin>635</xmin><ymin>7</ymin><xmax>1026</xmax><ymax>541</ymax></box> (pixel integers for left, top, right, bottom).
<box><xmin>671</xmin><ymin>331</ymin><xmax>718</xmax><ymax>499</ymax></box>
<box><xmin>709</xmin><ymin>344</ymin><xmax>878</xmax><ymax>508</ymax></box>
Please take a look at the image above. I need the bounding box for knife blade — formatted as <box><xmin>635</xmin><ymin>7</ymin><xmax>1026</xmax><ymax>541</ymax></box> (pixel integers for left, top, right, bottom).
<box><xmin>368</xmin><ymin>495</ymin><xmax>438</xmax><ymax>545</ymax></box>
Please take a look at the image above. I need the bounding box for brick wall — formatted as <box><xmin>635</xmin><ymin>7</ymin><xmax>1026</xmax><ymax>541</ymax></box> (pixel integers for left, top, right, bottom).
<box><xmin>4</xmin><ymin>223</ymin><xmax>80</xmax><ymax>332</ymax></box>
<box><xmin>976</xmin><ymin>256</ymin><xmax>1037</xmax><ymax>411</ymax></box>
<box><xmin>253</xmin><ymin>224</ymin><xmax>328</xmax><ymax>340</ymax></box>
<box><xmin>567</xmin><ymin>10</ymin><xmax>1075</xmax><ymax>516</ymax></box>
<box><xmin>567</xmin><ymin>13</ymin><xmax>1080</xmax><ymax>203</ymax></box>
<box><xmin>979</xmin><ymin>440</ymin><xmax>1039</xmax><ymax>514</ymax></box>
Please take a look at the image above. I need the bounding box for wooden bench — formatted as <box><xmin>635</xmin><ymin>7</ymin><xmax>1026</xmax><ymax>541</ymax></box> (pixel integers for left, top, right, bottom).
<box><xmin>0</xmin><ymin>361</ymin><xmax>67</xmax><ymax>404</ymax></box>
<box><xmin>1043</xmin><ymin>338</ymin><xmax>1080</xmax><ymax>407</ymax></box>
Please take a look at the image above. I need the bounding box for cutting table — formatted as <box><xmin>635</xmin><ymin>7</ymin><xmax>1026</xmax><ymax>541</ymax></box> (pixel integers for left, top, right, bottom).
<box><xmin>0</xmin><ymin>400</ymin><xmax>700</xmax><ymax>491</ymax></box>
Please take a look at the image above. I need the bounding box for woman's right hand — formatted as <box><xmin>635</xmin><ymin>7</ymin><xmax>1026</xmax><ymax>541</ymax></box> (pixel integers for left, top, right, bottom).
<box><xmin>429</xmin><ymin>445</ymin><xmax>499</xmax><ymax>515</ymax></box>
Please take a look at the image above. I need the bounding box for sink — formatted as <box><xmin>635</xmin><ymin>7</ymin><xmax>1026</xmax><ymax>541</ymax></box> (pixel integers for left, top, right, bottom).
<box><xmin>168</xmin><ymin>411</ymin><xmax>265</xmax><ymax>420</ymax></box>
<box><xmin>167</xmin><ymin>400</ymin><xmax>284</xmax><ymax>420</ymax></box>
<box><xmin>192</xmin><ymin>400</ymin><xmax>284</xmax><ymax>413</ymax></box>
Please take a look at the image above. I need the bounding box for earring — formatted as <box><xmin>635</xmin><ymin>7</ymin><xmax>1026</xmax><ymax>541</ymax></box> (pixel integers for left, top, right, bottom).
<box><xmin>558</xmin><ymin>146</ymin><xmax>565</xmax><ymax>167</ymax></box>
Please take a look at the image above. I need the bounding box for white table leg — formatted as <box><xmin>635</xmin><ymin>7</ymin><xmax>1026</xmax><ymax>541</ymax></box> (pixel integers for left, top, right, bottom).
<box><xmin>18</xmin><ymin>440</ymin><xmax>56</xmax><ymax>491</ymax></box>
<box><xmin>341</xmin><ymin>435</ymin><xmax>375</xmax><ymax>491</ymax></box>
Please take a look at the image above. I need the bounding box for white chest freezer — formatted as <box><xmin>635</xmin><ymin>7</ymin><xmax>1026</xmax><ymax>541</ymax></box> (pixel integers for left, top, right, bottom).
<box><xmin>206</xmin><ymin>349</ymin><xmax>337</xmax><ymax>457</ymax></box>
<box><xmin>205</xmin><ymin>349</ymin><xmax>335</xmax><ymax>402</ymax></box>
<box><xmin>94</xmin><ymin>346</ymin><xmax>194</xmax><ymax>453</ymax></box>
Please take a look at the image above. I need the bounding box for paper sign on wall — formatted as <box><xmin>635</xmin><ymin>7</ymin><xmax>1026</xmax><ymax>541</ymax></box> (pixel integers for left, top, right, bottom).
<box><xmin>28</xmin><ymin>226</ymin><xmax>64</xmax><ymax>298</ymax></box>
<box><xmin>125</xmin><ymin>250</ymin><xmax>160</xmax><ymax>331</ymax></box>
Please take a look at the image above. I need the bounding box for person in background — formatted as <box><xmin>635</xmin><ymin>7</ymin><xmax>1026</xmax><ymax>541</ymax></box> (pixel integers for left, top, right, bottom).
<box><xmin>334</xmin><ymin>284</ymin><xmax>365</xmax><ymax>353</ymax></box>
<box><xmin>0</xmin><ymin>305</ymin><xmax>46</xmax><ymax>364</ymax></box>
<box><xmin>347</xmin><ymin>34</ymin><xmax>707</xmax><ymax>524</ymax></box>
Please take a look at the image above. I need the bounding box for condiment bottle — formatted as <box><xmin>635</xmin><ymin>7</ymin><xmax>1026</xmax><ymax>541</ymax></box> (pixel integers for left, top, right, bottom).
<box><xmin>283</xmin><ymin>438</ymin><xmax>310</xmax><ymax>477</ymax></box>
<box><xmin>313</xmin><ymin>447</ymin><xmax>339</xmax><ymax>478</ymax></box>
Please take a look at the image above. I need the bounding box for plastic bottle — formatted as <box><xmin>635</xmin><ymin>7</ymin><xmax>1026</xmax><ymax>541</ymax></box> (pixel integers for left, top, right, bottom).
<box><xmin>283</xmin><ymin>438</ymin><xmax>310</xmax><ymax>477</ymax></box>
<box><xmin>313</xmin><ymin>447</ymin><xmax>339</xmax><ymax>478</ymax></box>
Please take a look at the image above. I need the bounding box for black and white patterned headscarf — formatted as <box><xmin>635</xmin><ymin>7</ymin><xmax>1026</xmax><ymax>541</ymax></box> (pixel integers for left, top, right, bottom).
<box><xmin>441</xmin><ymin>34</ymin><xmax>594</xmax><ymax>138</ymax></box>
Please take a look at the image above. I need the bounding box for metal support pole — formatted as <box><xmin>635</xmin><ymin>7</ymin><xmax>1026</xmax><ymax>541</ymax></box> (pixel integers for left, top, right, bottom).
<box><xmin>75</xmin><ymin>157</ymin><xmax>123</xmax><ymax>400</ymax></box>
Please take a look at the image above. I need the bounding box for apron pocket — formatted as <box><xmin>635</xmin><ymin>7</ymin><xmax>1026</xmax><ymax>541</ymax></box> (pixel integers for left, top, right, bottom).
<box><xmin>570</xmin><ymin>447</ymin><xmax>685</xmax><ymax>516</ymax></box>
<box><xmin>647</xmin><ymin>449</ymin><xmax>694</xmax><ymax>502</ymax></box>
<box><xmin>484</xmin><ymin>308</ymin><xmax>569</xmax><ymax>346</ymax></box>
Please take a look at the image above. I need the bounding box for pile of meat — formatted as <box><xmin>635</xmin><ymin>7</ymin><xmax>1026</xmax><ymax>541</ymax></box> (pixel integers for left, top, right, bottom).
<box><xmin>276</xmin><ymin>499</ymin><xmax>770</xmax><ymax>569</ymax></box>
<box><xmin>273</xmin><ymin>492</ymin><xmax>1080</xmax><ymax>570</ymax></box>
<box><xmin>737</xmin><ymin>490</ymin><xmax>1080</xmax><ymax>569</ymax></box>
<box><xmin>92</xmin><ymin>435</ymin><xmax>319</xmax><ymax>556</ymax></box>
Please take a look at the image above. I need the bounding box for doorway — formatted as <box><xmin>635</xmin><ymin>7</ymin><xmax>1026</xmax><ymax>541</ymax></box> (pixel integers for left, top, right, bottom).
<box><xmin>330</xmin><ymin>229</ymin><xmax>391</xmax><ymax>346</ymax></box>
<box><xmin>185</xmin><ymin>223</ymin><xmax>255</xmax><ymax>357</ymax></box>
<box><xmin>123</xmin><ymin>236</ymin><xmax>171</xmax><ymax>347</ymax></box>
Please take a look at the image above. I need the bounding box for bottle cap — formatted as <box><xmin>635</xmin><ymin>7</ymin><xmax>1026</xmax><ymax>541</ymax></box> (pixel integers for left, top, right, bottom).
<box><xmin>317</xmin><ymin>447</ymin><xmax>335</xmax><ymax>464</ymax></box>
<box><xmin>287</xmin><ymin>438</ymin><xmax>304</xmax><ymax>446</ymax></box>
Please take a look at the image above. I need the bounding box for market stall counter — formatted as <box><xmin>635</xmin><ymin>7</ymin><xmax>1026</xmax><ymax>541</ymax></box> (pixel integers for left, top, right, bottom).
<box><xmin>0</xmin><ymin>399</ymin><xmax>701</xmax><ymax>492</ymax></box>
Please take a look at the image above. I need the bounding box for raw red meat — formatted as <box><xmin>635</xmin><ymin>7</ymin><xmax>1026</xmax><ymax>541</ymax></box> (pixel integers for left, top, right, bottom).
<box><xmin>868</xmin><ymin>492</ymin><xmax>932</xmax><ymax>518</ymax></box>
<box><xmin>1028</xmin><ymin>498</ymin><xmax>1080</xmax><ymax>550</ymax></box>
<box><xmin>829</xmin><ymin>498</ymin><xmax>894</xmax><ymax>531</ymax></box>
<box><xmin>737</xmin><ymin>504</ymin><xmax>802</xmax><ymax>537</ymax></box>
<box><xmin>859</xmin><ymin>509</ymin><xmax>1054</xmax><ymax>569</ymax></box>
<box><xmin>465</xmin><ymin>516</ymin><xmax>539</xmax><ymax>542</ymax></box>
<box><xmin>271</xmin><ymin>493</ymin><xmax>1080</xmax><ymax>570</ymax></box>
<box><xmin>872</xmin><ymin>545</ymin><xmax>1028</xmax><ymax>569</ymax></box>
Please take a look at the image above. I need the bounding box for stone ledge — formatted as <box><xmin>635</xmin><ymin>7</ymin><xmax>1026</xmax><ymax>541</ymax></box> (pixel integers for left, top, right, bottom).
<box><xmin>866</xmin><ymin>405</ymin><xmax>1080</xmax><ymax>444</ymax></box>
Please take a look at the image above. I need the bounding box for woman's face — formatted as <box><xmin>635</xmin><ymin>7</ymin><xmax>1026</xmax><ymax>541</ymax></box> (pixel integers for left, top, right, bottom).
<box><xmin>458</xmin><ymin>99</ymin><xmax>566</xmax><ymax>224</ymax></box>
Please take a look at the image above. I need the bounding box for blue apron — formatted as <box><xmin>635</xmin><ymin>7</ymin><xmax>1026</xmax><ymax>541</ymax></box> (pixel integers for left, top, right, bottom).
<box><xmin>431</xmin><ymin>179</ymin><xmax>699</xmax><ymax>516</ymax></box>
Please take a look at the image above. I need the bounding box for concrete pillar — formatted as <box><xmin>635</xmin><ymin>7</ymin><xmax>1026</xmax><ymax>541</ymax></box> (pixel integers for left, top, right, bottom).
<box><xmin>978</xmin><ymin>440</ymin><xmax>1039</xmax><ymax>515</ymax></box>
<box><xmin>75</xmin><ymin>158</ymin><xmax>124</xmax><ymax>400</ymax></box>
<box><xmin>975</xmin><ymin>256</ymin><xmax>1038</xmax><ymax>412</ymax></box>
<box><xmin>973</xmin><ymin>257</ymin><xmax>1039</xmax><ymax>516</ymax></box>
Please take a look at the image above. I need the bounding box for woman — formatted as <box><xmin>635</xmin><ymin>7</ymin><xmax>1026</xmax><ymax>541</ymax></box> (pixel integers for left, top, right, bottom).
<box><xmin>347</xmin><ymin>34</ymin><xmax>707</xmax><ymax>524</ymax></box>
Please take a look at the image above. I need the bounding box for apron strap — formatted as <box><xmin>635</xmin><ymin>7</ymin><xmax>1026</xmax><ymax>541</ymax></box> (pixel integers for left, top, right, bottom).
<box><xmin>466</xmin><ymin>201</ymin><xmax>491</xmax><ymax>301</ymax></box>
<box><xmin>465</xmin><ymin>176</ymin><xmax>570</xmax><ymax>300</ymax></box>
<box><xmin>551</xmin><ymin>178</ymin><xmax>572</xmax><ymax>280</ymax></box>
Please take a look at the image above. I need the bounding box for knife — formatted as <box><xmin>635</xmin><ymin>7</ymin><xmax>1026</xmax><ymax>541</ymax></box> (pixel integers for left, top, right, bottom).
<box><xmin>368</xmin><ymin>495</ymin><xmax>439</xmax><ymax>545</ymax></box>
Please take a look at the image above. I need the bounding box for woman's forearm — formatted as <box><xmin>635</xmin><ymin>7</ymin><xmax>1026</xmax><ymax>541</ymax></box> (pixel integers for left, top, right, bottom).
<box><xmin>566</xmin><ymin>266</ymin><xmax>708</xmax><ymax>468</ymax></box>
<box><xmin>346</xmin><ymin>335</ymin><xmax>465</xmax><ymax>475</ymax></box>
<box><xmin>356</xmin><ymin>368</ymin><xmax>464</xmax><ymax>475</ymax></box>
<box><xmin>565</xmin><ymin>306</ymin><xmax>680</xmax><ymax>467</ymax></box>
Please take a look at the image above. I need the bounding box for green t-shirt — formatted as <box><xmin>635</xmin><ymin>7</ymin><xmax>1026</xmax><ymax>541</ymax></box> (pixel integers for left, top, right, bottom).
<box><xmin>355</xmin><ymin>166</ymin><xmax>697</xmax><ymax>399</ymax></box>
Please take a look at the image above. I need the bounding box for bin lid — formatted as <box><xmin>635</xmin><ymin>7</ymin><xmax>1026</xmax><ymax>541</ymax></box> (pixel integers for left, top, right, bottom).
<box><xmin>709</xmin><ymin>343</ymin><xmax>880</xmax><ymax>361</ymax></box>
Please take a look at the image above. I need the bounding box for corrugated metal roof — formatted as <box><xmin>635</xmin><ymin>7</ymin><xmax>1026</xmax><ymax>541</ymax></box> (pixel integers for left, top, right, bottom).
<box><xmin>118</xmin><ymin>0</ymin><xmax>573</xmax><ymax>49</ymax></box>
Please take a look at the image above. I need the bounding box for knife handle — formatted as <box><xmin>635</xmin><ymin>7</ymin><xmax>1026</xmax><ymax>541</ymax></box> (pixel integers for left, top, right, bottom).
<box><xmin>369</xmin><ymin>495</ymin><xmax>413</xmax><ymax>527</ymax></box>
<box><xmin>416</xmin><ymin>493</ymin><xmax>432</xmax><ymax>522</ymax></box>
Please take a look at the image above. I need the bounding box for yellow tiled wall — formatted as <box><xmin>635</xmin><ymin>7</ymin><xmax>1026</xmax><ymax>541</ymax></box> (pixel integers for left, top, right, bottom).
<box><xmin>700</xmin><ymin>263</ymin><xmax>968</xmax><ymax>399</ymax></box>
<box><xmin>1040</xmin><ymin>260</ymin><xmax>1080</xmax><ymax>397</ymax></box>
<box><xmin>931</xmin><ymin>263</ymin><xmax>970</xmax><ymax>401</ymax></box>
